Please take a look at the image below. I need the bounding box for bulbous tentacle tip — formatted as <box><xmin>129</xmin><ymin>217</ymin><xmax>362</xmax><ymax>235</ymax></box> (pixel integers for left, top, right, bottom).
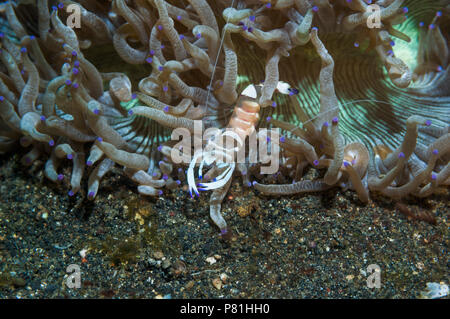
<box><xmin>219</xmin><ymin>227</ymin><xmax>232</xmax><ymax>240</ymax></box>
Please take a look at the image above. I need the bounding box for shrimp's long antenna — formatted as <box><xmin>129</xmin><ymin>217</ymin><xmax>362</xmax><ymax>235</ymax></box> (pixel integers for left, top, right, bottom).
<box><xmin>205</xmin><ymin>0</ymin><xmax>236</xmax><ymax>109</ymax></box>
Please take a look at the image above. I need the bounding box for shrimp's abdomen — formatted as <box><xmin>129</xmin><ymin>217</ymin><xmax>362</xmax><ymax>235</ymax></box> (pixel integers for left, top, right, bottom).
<box><xmin>228</xmin><ymin>99</ymin><xmax>260</xmax><ymax>140</ymax></box>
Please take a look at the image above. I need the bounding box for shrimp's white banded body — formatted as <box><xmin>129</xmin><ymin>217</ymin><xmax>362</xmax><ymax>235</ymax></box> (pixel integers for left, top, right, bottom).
<box><xmin>187</xmin><ymin>84</ymin><xmax>261</xmax><ymax>197</ymax></box>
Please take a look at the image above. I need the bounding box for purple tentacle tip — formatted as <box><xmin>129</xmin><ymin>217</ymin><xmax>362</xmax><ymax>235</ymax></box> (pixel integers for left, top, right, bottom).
<box><xmin>403</xmin><ymin>7</ymin><xmax>408</xmax><ymax>13</ymax></box>
<box><xmin>97</xmin><ymin>137</ymin><xmax>103</xmax><ymax>142</ymax></box>
<box><xmin>176</xmin><ymin>180</ymin><xmax>181</xmax><ymax>185</ymax></box>
<box><xmin>249</xmin><ymin>15</ymin><xmax>255</xmax><ymax>22</ymax></box>
<box><xmin>72</xmin><ymin>83</ymin><xmax>79</xmax><ymax>89</ymax></box>
<box><xmin>323</xmin><ymin>121</ymin><xmax>329</xmax><ymax>127</ymax></box>
<box><xmin>128</xmin><ymin>110</ymin><xmax>133</xmax><ymax>116</ymax></box>
<box><xmin>266</xmin><ymin>3</ymin><xmax>271</xmax><ymax>8</ymax></box>
<box><xmin>351</xmin><ymin>159</ymin><xmax>356</xmax><ymax>165</ymax></box>
<box><xmin>266</xmin><ymin>116</ymin><xmax>271</xmax><ymax>122</ymax></box>
<box><xmin>49</xmin><ymin>140</ymin><xmax>55</xmax><ymax>147</ymax></box>
<box><xmin>88</xmin><ymin>191</ymin><xmax>95</xmax><ymax>198</ymax></box>
<box><xmin>177</xmin><ymin>15</ymin><xmax>182</xmax><ymax>20</ymax></box>
<box><xmin>179</xmin><ymin>34</ymin><xmax>185</xmax><ymax>40</ymax></box>
<box><xmin>220</xmin><ymin>228</ymin><xmax>228</xmax><ymax>235</ymax></box>
<box><xmin>146</xmin><ymin>57</ymin><xmax>153</xmax><ymax>63</ymax></box>
<box><xmin>158</xmin><ymin>190</ymin><xmax>163</xmax><ymax>196</ymax></box>
<box><xmin>57</xmin><ymin>174</ymin><xmax>64</xmax><ymax>181</ymax></box>
<box><xmin>431</xmin><ymin>173</ymin><xmax>437</xmax><ymax>180</ymax></box>
<box><xmin>271</xmin><ymin>101</ymin><xmax>277</xmax><ymax>107</ymax></box>
<box><xmin>163</xmin><ymin>86</ymin><xmax>168</xmax><ymax>92</ymax></box>
<box><xmin>67</xmin><ymin>154</ymin><xmax>73</xmax><ymax>160</ymax></box>
<box><xmin>86</xmin><ymin>160</ymin><xmax>93</xmax><ymax>166</ymax></box>
<box><xmin>343</xmin><ymin>161</ymin><xmax>350</xmax><ymax>168</ymax></box>
<box><xmin>40</xmin><ymin>115</ymin><xmax>46</xmax><ymax>121</ymax></box>
<box><xmin>266</xmin><ymin>137</ymin><xmax>271</xmax><ymax>142</ymax></box>
<box><xmin>354</xmin><ymin>42</ymin><xmax>359</xmax><ymax>47</ymax></box>
<box><xmin>65</xmin><ymin>79</ymin><xmax>72</xmax><ymax>86</ymax></box>
<box><xmin>158</xmin><ymin>25</ymin><xmax>163</xmax><ymax>31</ymax></box>
<box><xmin>158</xmin><ymin>66</ymin><xmax>164</xmax><ymax>71</ymax></box>
<box><xmin>313</xmin><ymin>159</ymin><xmax>319</xmax><ymax>166</ymax></box>
<box><xmin>68</xmin><ymin>190</ymin><xmax>74</xmax><ymax>197</ymax></box>
<box><xmin>252</xmin><ymin>181</ymin><xmax>257</xmax><ymax>186</ymax></box>
<box><xmin>93</xmin><ymin>109</ymin><xmax>100</xmax><ymax>115</ymax></box>
<box><xmin>72</xmin><ymin>68</ymin><xmax>79</xmax><ymax>74</ymax></box>
<box><xmin>312</xmin><ymin>27</ymin><xmax>318</xmax><ymax>31</ymax></box>
<box><xmin>74</xmin><ymin>60</ymin><xmax>80</xmax><ymax>67</ymax></box>
<box><xmin>312</xmin><ymin>6</ymin><xmax>318</xmax><ymax>12</ymax></box>
<box><xmin>149</xmin><ymin>49</ymin><xmax>155</xmax><ymax>56</ymax></box>
<box><xmin>0</xmin><ymin>96</ymin><xmax>4</xmax><ymax>102</ymax></box>
<box><xmin>71</xmin><ymin>50</ymin><xmax>77</xmax><ymax>57</ymax></box>
<box><xmin>280</xmin><ymin>136</ymin><xmax>286</xmax><ymax>143</ymax></box>
<box><xmin>425</xmin><ymin>119</ymin><xmax>431</xmax><ymax>126</ymax></box>
<box><xmin>58</xmin><ymin>3</ymin><xmax>64</xmax><ymax>9</ymax></box>
<box><xmin>163</xmin><ymin>106</ymin><xmax>169</xmax><ymax>113</ymax></box>
<box><xmin>157</xmin><ymin>145</ymin><xmax>163</xmax><ymax>152</ymax></box>
<box><xmin>20</xmin><ymin>47</ymin><xmax>27</xmax><ymax>53</ymax></box>
<box><xmin>196</xmin><ymin>33</ymin><xmax>202</xmax><ymax>39</ymax></box>
<box><xmin>398</xmin><ymin>152</ymin><xmax>405</xmax><ymax>158</ymax></box>
<box><xmin>332</xmin><ymin>117</ymin><xmax>339</xmax><ymax>124</ymax></box>
<box><xmin>432</xmin><ymin>149</ymin><xmax>439</xmax><ymax>155</ymax></box>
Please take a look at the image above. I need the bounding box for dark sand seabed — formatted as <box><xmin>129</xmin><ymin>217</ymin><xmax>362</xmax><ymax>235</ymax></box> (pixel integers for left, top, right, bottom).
<box><xmin>0</xmin><ymin>151</ymin><xmax>448</xmax><ymax>299</ymax></box>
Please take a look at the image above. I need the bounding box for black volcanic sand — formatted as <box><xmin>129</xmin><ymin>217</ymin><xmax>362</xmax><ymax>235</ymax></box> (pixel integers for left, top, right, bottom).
<box><xmin>0</xmin><ymin>151</ymin><xmax>448</xmax><ymax>299</ymax></box>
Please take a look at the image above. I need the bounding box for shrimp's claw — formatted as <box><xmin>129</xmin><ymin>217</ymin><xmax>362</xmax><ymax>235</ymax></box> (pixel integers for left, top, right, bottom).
<box><xmin>187</xmin><ymin>151</ymin><xmax>202</xmax><ymax>197</ymax></box>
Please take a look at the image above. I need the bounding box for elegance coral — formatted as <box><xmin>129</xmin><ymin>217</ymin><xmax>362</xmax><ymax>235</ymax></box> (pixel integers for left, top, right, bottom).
<box><xmin>0</xmin><ymin>0</ymin><xmax>448</xmax><ymax>233</ymax></box>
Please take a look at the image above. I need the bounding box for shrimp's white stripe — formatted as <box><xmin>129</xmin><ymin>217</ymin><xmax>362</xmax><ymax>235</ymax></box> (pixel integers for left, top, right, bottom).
<box><xmin>241</xmin><ymin>84</ymin><xmax>257</xmax><ymax>99</ymax></box>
